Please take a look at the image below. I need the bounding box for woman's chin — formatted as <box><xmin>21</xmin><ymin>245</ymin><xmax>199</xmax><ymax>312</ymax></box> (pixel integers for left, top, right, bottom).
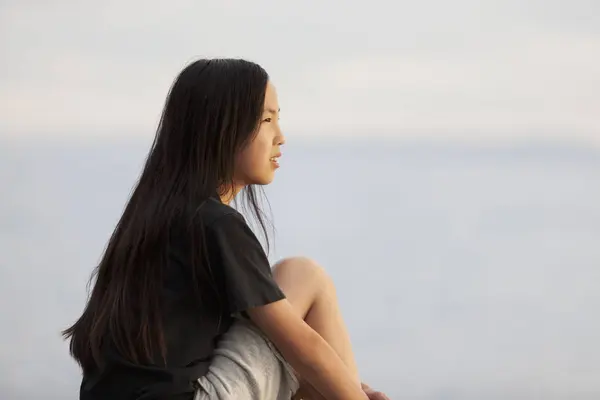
<box><xmin>254</xmin><ymin>174</ymin><xmax>276</xmax><ymax>186</ymax></box>
<box><xmin>242</xmin><ymin>175</ymin><xmax>275</xmax><ymax>186</ymax></box>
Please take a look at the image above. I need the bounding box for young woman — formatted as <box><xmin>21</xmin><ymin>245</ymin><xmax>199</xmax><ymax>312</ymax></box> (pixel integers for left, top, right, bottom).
<box><xmin>63</xmin><ymin>59</ymin><xmax>389</xmax><ymax>400</ymax></box>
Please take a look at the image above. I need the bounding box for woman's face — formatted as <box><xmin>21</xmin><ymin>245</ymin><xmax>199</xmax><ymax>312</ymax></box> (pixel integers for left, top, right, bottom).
<box><xmin>235</xmin><ymin>81</ymin><xmax>285</xmax><ymax>186</ymax></box>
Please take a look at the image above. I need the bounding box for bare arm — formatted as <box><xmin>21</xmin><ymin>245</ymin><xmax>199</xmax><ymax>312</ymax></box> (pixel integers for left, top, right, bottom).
<box><xmin>247</xmin><ymin>299</ymin><xmax>369</xmax><ymax>400</ymax></box>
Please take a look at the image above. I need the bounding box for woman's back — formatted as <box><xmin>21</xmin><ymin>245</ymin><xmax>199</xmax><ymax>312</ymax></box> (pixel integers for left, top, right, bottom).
<box><xmin>81</xmin><ymin>196</ymin><xmax>282</xmax><ymax>399</ymax></box>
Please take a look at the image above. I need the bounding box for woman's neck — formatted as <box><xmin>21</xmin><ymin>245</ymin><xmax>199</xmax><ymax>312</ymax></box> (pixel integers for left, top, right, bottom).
<box><xmin>219</xmin><ymin>184</ymin><xmax>244</xmax><ymax>205</ymax></box>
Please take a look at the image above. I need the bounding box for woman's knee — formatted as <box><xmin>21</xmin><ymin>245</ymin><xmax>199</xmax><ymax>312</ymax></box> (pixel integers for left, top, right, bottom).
<box><xmin>272</xmin><ymin>256</ymin><xmax>332</xmax><ymax>288</ymax></box>
<box><xmin>271</xmin><ymin>257</ymin><xmax>336</xmax><ymax>313</ymax></box>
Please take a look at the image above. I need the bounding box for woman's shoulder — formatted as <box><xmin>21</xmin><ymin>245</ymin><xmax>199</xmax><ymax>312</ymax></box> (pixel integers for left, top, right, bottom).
<box><xmin>194</xmin><ymin>197</ymin><xmax>245</xmax><ymax>229</ymax></box>
<box><xmin>170</xmin><ymin>198</ymin><xmax>247</xmax><ymax>243</ymax></box>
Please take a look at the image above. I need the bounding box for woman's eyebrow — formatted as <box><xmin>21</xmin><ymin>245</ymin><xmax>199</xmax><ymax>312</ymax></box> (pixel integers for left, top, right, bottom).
<box><xmin>263</xmin><ymin>107</ymin><xmax>281</xmax><ymax>114</ymax></box>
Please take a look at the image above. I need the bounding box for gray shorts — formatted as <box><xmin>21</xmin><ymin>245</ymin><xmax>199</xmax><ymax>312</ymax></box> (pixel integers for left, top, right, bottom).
<box><xmin>194</xmin><ymin>318</ymin><xmax>300</xmax><ymax>400</ymax></box>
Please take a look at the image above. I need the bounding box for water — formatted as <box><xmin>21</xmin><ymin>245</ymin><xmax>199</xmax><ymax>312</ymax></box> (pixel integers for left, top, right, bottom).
<box><xmin>1</xmin><ymin>138</ymin><xmax>599</xmax><ymax>399</ymax></box>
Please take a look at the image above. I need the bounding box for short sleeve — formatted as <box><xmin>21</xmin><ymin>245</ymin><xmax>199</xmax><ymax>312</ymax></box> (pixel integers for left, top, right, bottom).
<box><xmin>207</xmin><ymin>212</ymin><xmax>285</xmax><ymax>315</ymax></box>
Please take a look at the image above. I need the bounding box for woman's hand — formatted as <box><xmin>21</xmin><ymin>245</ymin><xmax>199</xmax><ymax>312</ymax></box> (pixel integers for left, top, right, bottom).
<box><xmin>362</xmin><ymin>382</ymin><xmax>391</xmax><ymax>400</ymax></box>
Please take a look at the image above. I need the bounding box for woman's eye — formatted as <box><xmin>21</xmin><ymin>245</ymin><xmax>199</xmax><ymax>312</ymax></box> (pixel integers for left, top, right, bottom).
<box><xmin>263</xmin><ymin>117</ymin><xmax>272</xmax><ymax>123</ymax></box>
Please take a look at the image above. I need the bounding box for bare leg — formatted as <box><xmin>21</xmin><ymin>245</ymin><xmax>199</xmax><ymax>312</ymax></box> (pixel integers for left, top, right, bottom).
<box><xmin>272</xmin><ymin>257</ymin><xmax>360</xmax><ymax>399</ymax></box>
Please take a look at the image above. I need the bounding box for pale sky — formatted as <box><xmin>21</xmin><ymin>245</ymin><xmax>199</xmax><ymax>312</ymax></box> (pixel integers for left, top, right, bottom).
<box><xmin>1</xmin><ymin>0</ymin><xmax>599</xmax><ymax>144</ymax></box>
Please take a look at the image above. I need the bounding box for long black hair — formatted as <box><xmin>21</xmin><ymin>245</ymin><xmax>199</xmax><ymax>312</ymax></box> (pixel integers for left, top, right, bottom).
<box><xmin>62</xmin><ymin>58</ymin><xmax>272</xmax><ymax>373</ymax></box>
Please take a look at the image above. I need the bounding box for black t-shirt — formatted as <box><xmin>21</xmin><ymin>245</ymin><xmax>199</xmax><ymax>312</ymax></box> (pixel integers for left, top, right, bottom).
<box><xmin>80</xmin><ymin>197</ymin><xmax>285</xmax><ymax>400</ymax></box>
